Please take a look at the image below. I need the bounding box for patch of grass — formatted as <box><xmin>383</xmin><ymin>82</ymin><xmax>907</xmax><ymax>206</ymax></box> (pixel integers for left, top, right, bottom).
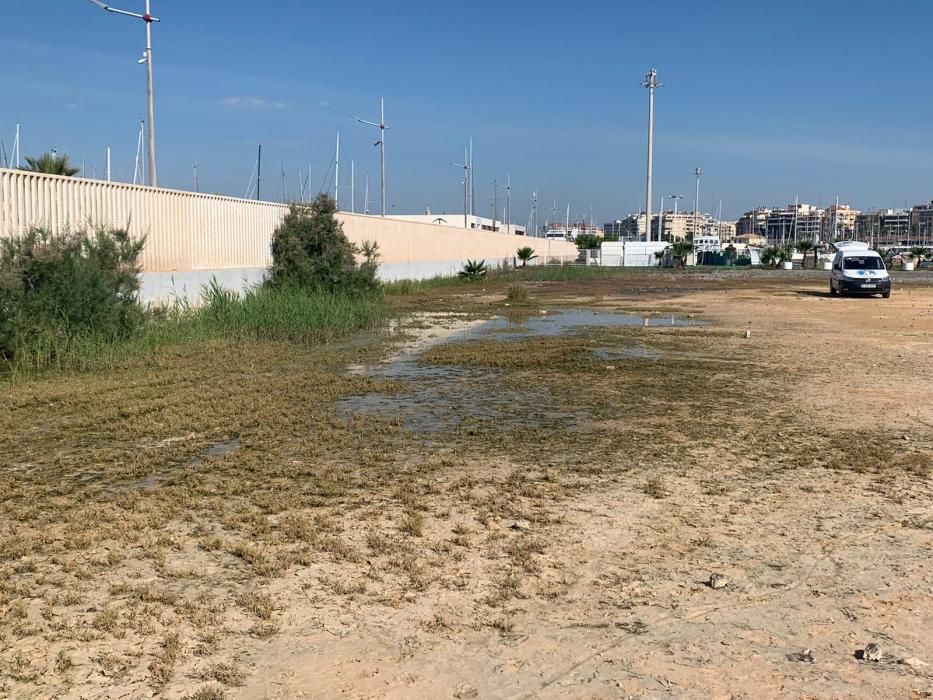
<box><xmin>236</xmin><ymin>591</ymin><xmax>275</xmax><ymax>621</ymax></box>
<box><xmin>642</xmin><ymin>475</ymin><xmax>669</xmax><ymax>499</ymax></box>
<box><xmin>200</xmin><ymin>662</ymin><xmax>246</xmax><ymax>687</ymax></box>
<box><xmin>506</xmin><ymin>284</ymin><xmax>531</xmax><ymax>304</ymax></box>
<box><xmin>189</xmin><ymin>686</ymin><xmax>227</xmax><ymax>700</ymax></box>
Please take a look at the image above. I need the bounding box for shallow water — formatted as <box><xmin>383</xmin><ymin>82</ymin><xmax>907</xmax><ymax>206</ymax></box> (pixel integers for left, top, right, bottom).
<box><xmin>339</xmin><ymin>308</ymin><xmax>698</xmax><ymax>432</ymax></box>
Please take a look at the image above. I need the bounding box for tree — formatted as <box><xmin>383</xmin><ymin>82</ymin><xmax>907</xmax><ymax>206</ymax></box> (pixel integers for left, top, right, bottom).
<box><xmin>670</xmin><ymin>240</ymin><xmax>694</xmax><ymax>268</ymax></box>
<box><xmin>725</xmin><ymin>244</ymin><xmax>738</xmax><ymax>265</ymax></box>
<box><xmin>20</xmin><ymin>152</ymin><xmax>80</xmax><ymax>177</ymax></box>
<box><xmin>909</xmin><ymin>246</ymin><xmax>929</xmax><ymax>267</ymax></box>
<box><xmin>653</xmin><ymin>248</ymin><xmax>667</xmax><ymax>267</ymax></box>
<box><xmin>269</xmin><ymin>195</ymin><xmax>379</xmax><ymax>293</ymax></box>
<box><xmin>516</xmin><ymin>246</ymin><xmax>537</xmax><ymax>267</ymax></box>
<box><xmin>760</xmin><ymin>246</ymin><xmax>779</xmax><ymax>268</ymax></box>
<box><xmin>574</xmin><ymin>233</ymin><xmax>601</xmax><ymax>250</ymax></box>
<box><xmin>795</xmin><ymin>239</ymin><xmax>815</xmax><ymax>269</ymax></box>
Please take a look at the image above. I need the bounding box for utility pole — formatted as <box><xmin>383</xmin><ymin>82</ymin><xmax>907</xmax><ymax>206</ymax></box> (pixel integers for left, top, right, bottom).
<box><xmin>531</xmin><ymin>190</ymin><xmax>538</xmax><ymax>238</ymax></box>
<box><xmin>89</xmin><ymin>0</ymin><xmax>160</xmax><ymax>187</ymax></box>
<box><xmin>106</xmin><ymin>146</ymin><xmax>112</xmax><ymax>182</ymax></box>
<box><xmin>193</xmin><ymin>161</ymin><xmax>199</xmax><ymax>192</ymax></box>
<box><xmin>668</xmin><ymin>194</ymin><xmax>683</xmax><ymax>242</ymax></box>
<box><xmin>256</xmin><ymin>144</ymin><xmax>262</xmax><ymax>201</ymax></box>
<box><xmin>351</xmin><ymin>160</ymin><xmax>355</xmax><ymax>213</ymax></box>
<box><xmin>642</xmin><ymin>69</ymin><xmax>661</xmax><ymax>243</ymax></box>
<box><xmin>506</xmin><ymin>174</ymin><xmax>512</xmax><ymax>236</ymax></box>
<box><xmin>493</xmin><ymin>179</ymin><xmax>498</xmax><ymax>231</ymax></box>
<box><xmin>353</xmin><ymin>98</ymin><xmax>388</xmax><ymax>215</ymax></box>
<box><xmin>448</xmin><ymin>147</ymin><xmax>470</xmax><ymax>228</ymax></box>
<box><xmin>659</xmin><ymin>194</ymin><xmax>666</xmax><ymax>242</ymax></box>
<box><xmin>693</xmin><ymin>167</ymin><xmax>702</xmax><ymax>240</ymax></box>
<box><xmin>335</xmin><ymin>130</ymin><xmax>340</xmax><ymax>209</ymax></box>
<box><xmin>469</xmin><ymin>138</ymin><xmax>475</xmax><ymax>215</ymax></box>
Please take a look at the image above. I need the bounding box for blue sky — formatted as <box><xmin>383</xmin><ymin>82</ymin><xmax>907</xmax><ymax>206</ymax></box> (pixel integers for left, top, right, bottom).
<box><xmin>2</xmin><ymin>0</ymin><xmax>932</xmax><ymax>222</ymax></box>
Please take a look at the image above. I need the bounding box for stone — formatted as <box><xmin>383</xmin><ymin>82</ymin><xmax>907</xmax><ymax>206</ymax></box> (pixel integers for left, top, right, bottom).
<box><xmin>900</xmin><ymin>657</ymin><xmax>928</xmax><ymax>668</ymax></box>
<box><xmin>786</xmin><ymin>648</ymin><xmax>814</xmax><ymax>663</ymax></box>
<box><xmin>862</xmin><ymin>642</ymin><xmax>883</xmax><ymax>662</ymax></box>
<box><xmin>454</xmin><ymin>684</ymin><xmax>478</xmax><ymax>699</ymax></box>
<box><xmin>708</xmin><ymin>573</ymin><xmax>730</xmax><ymax>590</ymax></box>
<box><xmin>509</xmin><ymin>519</ymin><xmax>531</xmax><ymax>531</ymax></box>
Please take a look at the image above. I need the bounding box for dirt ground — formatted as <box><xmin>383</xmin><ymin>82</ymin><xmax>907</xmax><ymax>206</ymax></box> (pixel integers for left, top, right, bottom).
<box><xmin>1</xmin><ymin>270</ymin><xmax>931</xmax><ymax>699</ymax></box>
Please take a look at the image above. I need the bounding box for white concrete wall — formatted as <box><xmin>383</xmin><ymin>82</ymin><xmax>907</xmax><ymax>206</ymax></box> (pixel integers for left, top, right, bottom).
<box><xmin>0</xmin><ymin>168</ymin><xmax>576</xmax><ymax>303</ymax></box>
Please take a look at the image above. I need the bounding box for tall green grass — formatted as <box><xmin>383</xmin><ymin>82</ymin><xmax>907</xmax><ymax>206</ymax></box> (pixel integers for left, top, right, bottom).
<box><xmin>4</xmin><ymin>283</ymin><xmax>386</xmax><ymax>377</ymax></box>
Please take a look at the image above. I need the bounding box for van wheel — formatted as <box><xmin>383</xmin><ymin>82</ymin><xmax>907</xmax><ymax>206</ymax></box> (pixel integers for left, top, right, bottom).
<box><xmin>882</xmin><ymin>290</ymin><xmax>891</xmax><ymax>299</ymax></box>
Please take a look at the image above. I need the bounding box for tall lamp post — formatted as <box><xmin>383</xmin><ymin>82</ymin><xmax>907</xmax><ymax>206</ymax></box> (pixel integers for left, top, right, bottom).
<box><xmin>448</xmin><ymin>148</ymin><xmax>470</xmax><ymax>229</ymax></box>
<box><xmin>693</xmin><ymin>167</ymin><xmax>702</xmax><ymax>239</ymax></box>
<box><xmin>353</xmin><ymin>98</ymin><xmax>388</xmax><ymax>216</ymax></box>
<box><xmin>89</xmin><ymin>0</ymin><xmax>159</xmax><ymax>188</ymax></box>
<box><xmin>494</xmin><ymin>177</ymin><xmax>512</xmax><ymax>235</ymax></box>
<box><xmin>668</xmin><ymin>194</ymin><xmax>683</xmax><ymax>242</ymax></box>
<box><xmin>642</xmin><ymin>69</ymin><xmax>662</xmax><ymax>243</ymax></box>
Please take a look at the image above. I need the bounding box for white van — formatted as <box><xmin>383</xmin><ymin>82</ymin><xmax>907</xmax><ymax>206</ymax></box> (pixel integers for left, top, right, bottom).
<box><xmin>829</xmin><ymin>242</ymin><xmax>891</xmax><ymax>298</ymax></box>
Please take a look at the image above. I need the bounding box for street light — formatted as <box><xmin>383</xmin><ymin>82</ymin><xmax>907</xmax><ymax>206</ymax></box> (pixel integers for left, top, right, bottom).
<box><xmin>668</xmin><ymin>194</ymin><xmax>683</xmax><ymax>241</ymax></box>
<box><xmin>642</xmin><ymin>69</ymin><xmax>662</xmax><ymax>243</ymax></box>
<box><xmin>89</xmin><ymin>0</ymin><xmax>159</xmax><ymax>188</ymax></box>
<box><xmin>448</xmin><ymin>147</ymin><xmax>470</xmax><ymax>229</ymax></box>
<box><xmin>353</xmin><ymin>98</ymin><xmax>388</xmax><ymax>216</ymax></box>
<box><xmin>494</xmin><ymin>175</ymin><xmax>512</xmax><ymax>235</ymax></box>
<box><xmin>693</xmin><ymin>167</ymin><xmax>702</xmax><ymax>239</ymax></box>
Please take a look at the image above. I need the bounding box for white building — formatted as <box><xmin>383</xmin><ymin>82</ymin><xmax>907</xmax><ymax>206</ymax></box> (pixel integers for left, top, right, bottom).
<box><xmin>386</xmin><ymin>213</ymin><xmax>526</xmax><ymax>236</ymax></box>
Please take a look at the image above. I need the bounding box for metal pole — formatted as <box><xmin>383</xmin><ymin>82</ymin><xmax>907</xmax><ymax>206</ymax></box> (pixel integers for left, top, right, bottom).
<box><xmin>469</xmin><ymin>137</ymin><xmax>475</xmax><ymax>215</ymax></box>
<box><xmin>106</xmin><ymin>146</ymin><xmax>112</xmax><ymax>181</ymax></box>
<box><xmin>493</xmin><ymin>179</ymin><xmax>498</xmax><ymax>231</ymax></box>
<box><xmin>506</xmin><ymin>173</ymin><xmax>511</xmax><ymax>236</ymax></box>
<box><xmin>658</xmin><ymin>195</ymin><xmax>665</xmax><ymax>242</ymax></box>
<box><xmin>351</xmin><ymin>160</ymin><xmax>355</xmax><ymax>213</ymax></box>
<box><xmin>694</xmin><ymin>167</ymin><xmax>702</xmax><ymax>239</ymax></box>
<box><xmin>335</xmin><ymin>130</ymin><xmax>340</xmax><ymax>209</ymax></box>
<box><xmin>144</xmin><ymin>0</ymin><xmax>157</xmax><ymax>187</ymax></box>
<box><xmin>380</xmin><ymin>98</ymin><xmax>386</xmax><ymax>216</ymax></box>
<box><xmin>642</xmin><ymin>69</ymin><xmax>661</xmax><ymax>243</ymax></box>
<box><xmin>256</xmin><ymin>144</ymin><xmax>262</xmax><ymax>201</ymax></box>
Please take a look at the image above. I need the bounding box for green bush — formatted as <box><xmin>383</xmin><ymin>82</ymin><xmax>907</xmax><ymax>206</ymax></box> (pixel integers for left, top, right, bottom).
<box><xmin>270</xmin><ymin>195</ymin><xmax>379</xmax><ymax>294</ymax></box>
<box><xmin>0</xmin><ymin>227</ymin><xmax>145</xmax><ymax>361</ymax></box>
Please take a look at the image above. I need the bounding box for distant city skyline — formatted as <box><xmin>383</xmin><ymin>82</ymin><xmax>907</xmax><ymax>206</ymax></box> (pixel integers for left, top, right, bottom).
<box><xmin>2</xmin><ymin>0</ymin><xmax>932</xmax><ymax>222</ymax></box>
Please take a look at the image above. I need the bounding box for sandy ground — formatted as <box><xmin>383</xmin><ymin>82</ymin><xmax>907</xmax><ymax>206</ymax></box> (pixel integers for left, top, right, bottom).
<box><xmin>1</xmin><ymin>271</ymin><xmax>931</xmax><ymax>699</ymax></box>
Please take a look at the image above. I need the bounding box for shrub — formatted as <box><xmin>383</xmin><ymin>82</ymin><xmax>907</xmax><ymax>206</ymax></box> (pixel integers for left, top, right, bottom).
<box><xmin>506</xmin><ymin>284</ymin><xmax>530</xmax><ymax>304</ymax></box>
<box><xmin>269</xmin><ymin>195</ymin><xmax>379</xmax><ymax>294</ymax></box>
<box><xmin>0</xmin><ymin>227</ymin><xmax>145</xmax><ymax>361</ymax></box>
<box><xmin>458</xmin><ymin>259</ymin><xmax>487</xmax><ymax>281</ymax></box>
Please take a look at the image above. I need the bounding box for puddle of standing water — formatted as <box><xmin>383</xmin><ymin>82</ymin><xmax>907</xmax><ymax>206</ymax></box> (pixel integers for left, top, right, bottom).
<box><xmin>339</xmin><ymin>308</ymin><xmax>699</xmax><ymax>432</ymax></box>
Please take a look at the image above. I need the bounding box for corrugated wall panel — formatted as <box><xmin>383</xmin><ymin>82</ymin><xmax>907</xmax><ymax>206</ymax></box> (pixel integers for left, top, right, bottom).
<box><xmin>0</xmin><ymin>168</ymin><xmax>578</xmax><ymax>273</ymax></box>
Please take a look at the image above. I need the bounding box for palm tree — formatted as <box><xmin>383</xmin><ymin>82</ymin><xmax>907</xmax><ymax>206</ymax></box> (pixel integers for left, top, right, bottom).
<box><xmin>516</xmin><ymin>246</ymin><xmax>537</xmax><ymax>267</ymax></box>
<box><xmin>795</xmin><ymin>239</ymin><xmax>815</xmax><ymax>269</ymax></box>
<box><xmin>760</xmin><ymin>246</ymin><xmax>779</xmax><ymax>268</ymax></box>
<box><xmin>20</xmin><ymin>152</ymin><xmax>80</xmax><ymax>177</ymax></box>
<box><xmin>908</xmin><ymin>246</ymin><xmax>929</xmax><ymax>268</ymax></box>
<box><xmin>670</xmin><ymin>240</ymin><xmax>694</xmax><ymax>268</ymax></box>
<box><xmin>653</xmin><ymin>248</ymin><xmax>667</xmax><ymax>267</ymax></box>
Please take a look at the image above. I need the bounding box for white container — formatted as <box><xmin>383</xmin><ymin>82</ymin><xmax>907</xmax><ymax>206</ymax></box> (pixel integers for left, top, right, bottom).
<box><xmin>904</xmin><ymin>262</ymin><xmax>915</xmax><ymax>271</ymax></box>
<box><xmin>822</xmin><ymin>260</ymin><xmax>832</xmax><ymax>271</ymax></box>
<box><xmin>782</xmin><ymin>261</ymin><xmax>794</xmax><ymax>270</ymax></box>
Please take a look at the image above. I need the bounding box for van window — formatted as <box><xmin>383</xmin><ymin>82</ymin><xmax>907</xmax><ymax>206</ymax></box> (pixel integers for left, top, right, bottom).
<box><xmin>843</xmin><ymin>256</ymin><xmax>884</xmax><ymax>270</ymax></box>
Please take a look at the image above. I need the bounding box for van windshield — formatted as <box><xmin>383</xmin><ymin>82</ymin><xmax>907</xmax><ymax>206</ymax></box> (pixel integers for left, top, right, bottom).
<box><xmin>843</xmin><ymin>256</ymin><xmax>885</xmax><ymax>270</ymax></box>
